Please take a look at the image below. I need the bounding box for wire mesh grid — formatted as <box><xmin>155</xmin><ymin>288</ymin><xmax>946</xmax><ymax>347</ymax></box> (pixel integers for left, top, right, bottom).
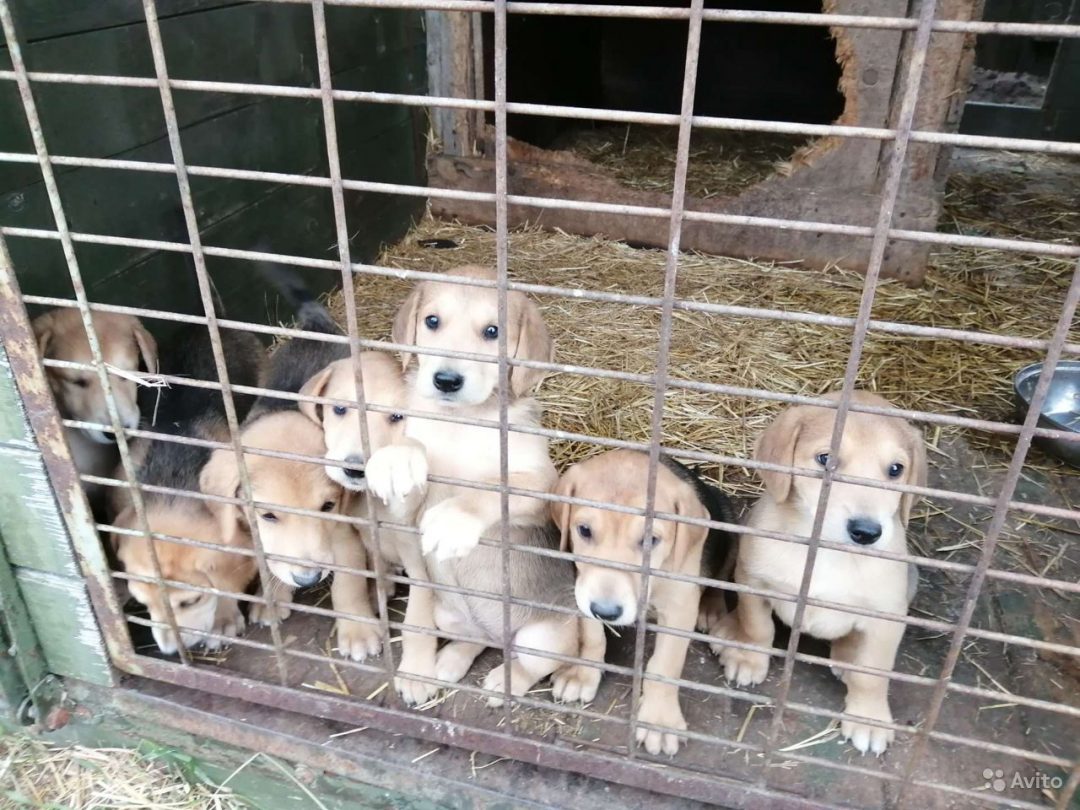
<box><xmin>0</xmin><ymin>0</ymin><xmax>1078</xmax><ymax>807</ymax></box>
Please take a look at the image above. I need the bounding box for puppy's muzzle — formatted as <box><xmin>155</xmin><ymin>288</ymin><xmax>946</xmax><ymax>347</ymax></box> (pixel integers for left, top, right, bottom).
<box><xmin>589</xmin><ymin>600</ymin><xmax>624</xmax><ymax>623</ymax></box>
<box><xmin>343</xmin><ymin>456</ymin><xmax>365</xmax><ymax>482</ymax></box>
<box><xmin>432</xmin><ymin>370</ymin><xmax>464</xmax><ymax>394</ymax></box>
<box><xmin>847</xmin><ymin>517</ymin><xmax>882</xmax><ymax>545</ymax></box>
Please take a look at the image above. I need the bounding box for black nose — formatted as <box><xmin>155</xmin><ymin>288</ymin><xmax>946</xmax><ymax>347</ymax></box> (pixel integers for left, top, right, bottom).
<box><xmin>433</xmin><ymin>370</ymin><xmax>464</xmax><ymax>393</ymax></box>
<box><xmin>343</xmin><ymin>457</ymin><xmax>365</xmax><ymax>480</ymax></box>
<box><xmin>344</xmin><ymin>467</ymin><xmax>364</xmax><ymax>480</ymax></box>
<box><xmin>292</xmin><ymin>569</ymin><xmax>322</xmax><ymax>588</ymax></box>
<box><xmin>847</xmin><ymin>517</ymin><xmax>882</xmax><ymax>545</ymax></box>
<box><xmin>590</xmin><ymin>601</ymin><xmax>623</xmax><ymax>622</ymax></box>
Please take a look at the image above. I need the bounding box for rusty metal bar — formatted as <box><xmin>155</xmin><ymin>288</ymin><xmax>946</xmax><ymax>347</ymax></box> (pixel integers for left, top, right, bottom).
<box><xmin>759</xmin><ymin>0</ymin><xmax>938</xmax><ymax>783</ymax></box>
<box><xmin>897</xmin><ymin>257</ymin><xmax>1080</xmax><ymax>802</ymax></box>
<box><xmin>0</xmin><ymin>1</ymin><xmax>195</xmax><ymax>665</ymax></box>
<box><xmin>139</xmin><ymin>0</ymin><xmax>291</xmax><ymax>682</ymax></box>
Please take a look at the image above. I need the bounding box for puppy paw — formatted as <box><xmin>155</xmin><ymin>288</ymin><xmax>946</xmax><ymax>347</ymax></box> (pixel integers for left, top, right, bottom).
<box><xmin>203</xmin><ymin>603</ymin><xmax>246</xmax><ymax>650</ymax></box>
<box><xmin>335</xmin><ymin>618</ymin><xmax>383</xmax><ymax>661</ymax></box>
<box><xmin>635</xmin><ymin>693</ymin><xmax>687</xmax><ymax>756</ymax></box>
<box><xmin>366</xmin><ymin>445</ymin><xmax>428</xmax><ymax>505</ymax></box>
<box><xmin>720</xmin><ymin>647</ymin><xmax>771</xmax><ymax>687</ymax></box>
<box><xmin>552</xmin><ymin>664</ymin><xmax>602</xmax><ymax>704</ymax></box>
<box><xmin>250</xmin><ymin>599</ymin><xmax>291</xmax><ymax>627</ymax></box>
<box><xmin>395</xmin><ymin>653</ymin><xmax>440</xmax><ymax>706</ymax></box>
<box><xmin>842</xmin><ymin>697</ymin><xmax>894</xmax><ymax>755</ymax></box>
<box><xmin>420</xmin><ymin>502</ymin><xmax>485</xmax><ymax>560</ymax></box>
<box><xmin>434</xmin><ymin>642</ymin><xmax>479</xmax><ymax>686</ymax></box>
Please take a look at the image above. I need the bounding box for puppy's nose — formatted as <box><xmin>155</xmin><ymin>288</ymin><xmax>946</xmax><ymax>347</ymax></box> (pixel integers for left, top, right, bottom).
<box><xmin>344</xmin><ymin>456</ymin><xmax>365</xmax><ymax>480</ymax></box>
<box><xmin>847</xmin><ymin>517</ymin><xmax>882</xmax><ymax>545</ymax></box>
<box><xmin>433</xmin><ymin>370</ymin><xmax>464</xmax><ymax>393</ymax></box>
<box><xmin>589</xmin><ymin>601</ymin><xmax>623</xmax><ymax>622</ymax></box>
<box><xmin>292</xmin><ymin>569</ymin><xmax>322</xmax><ymax>588</ymax></box>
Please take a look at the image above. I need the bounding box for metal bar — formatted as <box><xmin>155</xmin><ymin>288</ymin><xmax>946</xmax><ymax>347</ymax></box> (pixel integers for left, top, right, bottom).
<box><xmin>139</xmin><ymin>0</ymin><xmax>291</xmax><ymax>683</ymax></box>
<box><xmin>627</xmin><ymin>0</ymin><xmax>705</xmax><ymax>758</ymax></box>
<box><xmin>897</xmin><ymin>257</ymin><xmax>1080</xmax><ymax>803</ymax></box>
<box><xmin>310</xmin><ymin>0</ymin><xmax>399</xmax><ymax>698</ymax></box>
<box><xmin>759</xmin><ymin>0</ymin><xmax>938</xmax><ymax>782</ymax></box>
<box><xmin>0</xmin><ymin>1</ymin><xmax>195</xmax><ymax>665</ymax></box>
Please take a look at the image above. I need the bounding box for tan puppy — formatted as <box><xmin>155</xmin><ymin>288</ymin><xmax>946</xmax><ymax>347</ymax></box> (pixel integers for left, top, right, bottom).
<box><xmin>706</xmin><ymin>391</ymin><xmax>926</xmax><ymax>755</ymax></box>
<box><xmin>552</xmin><ymin>451</ymin><xmax>735</xmax><ymax>756</ymax></box>
<box><xmin>33</xmin><ymin>308</ymin><xmax>157</xmax><ymax>496</ymax></box>
<box><xmin>111</xmin><ymin>326</ymin><xmax>261</xmax><ymax>655</ymax></box>
<box><xmin>366</xmin><ymin>267</ymin><xmax>593</xmax><ymax>707</ymax></box>
<box><xmin>198</xmin><ymin>287</ymin><xmax>383</xmax><ymax>661</ymax></box>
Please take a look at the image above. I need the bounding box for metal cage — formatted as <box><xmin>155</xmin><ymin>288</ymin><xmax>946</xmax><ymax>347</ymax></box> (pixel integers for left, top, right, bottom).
<box><xmin>0</xmin><ymin>0</ymin><xmax>1078</xmax><ymax>808</ymax></box>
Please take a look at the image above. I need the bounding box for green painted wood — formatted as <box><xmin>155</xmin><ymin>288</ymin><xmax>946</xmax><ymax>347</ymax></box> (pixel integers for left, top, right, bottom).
<box><xmin>8</xmin><ymin>0</ymin><xmax>233</xmax><ymax>43</ymax></box>
<box><xmin>14</xmin><ymin>569</ymin><xmax>112</xmax><ymax>686</ymax></box>
<box><xmin>0</xmin><ymin>536</ymin><xmax>45</xmax><ymax>715</ymax></box>
<box><xmin>0</xmin><ymin>447</ymin><xmax>79</xmax><ymax>577</ymax></box>
<box><xmin>0</xmin><ymin>345</ymin><xmax>32</xmax><ymax>446</ymax></box>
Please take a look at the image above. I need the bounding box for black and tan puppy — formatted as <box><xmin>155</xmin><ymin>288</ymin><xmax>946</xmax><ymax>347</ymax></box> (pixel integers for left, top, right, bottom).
<box><xmin>111</xmin><ymin>325</ymin><xmax>263</xmax><ymax>655</ymax></box>
<box><xmin>551</xmin><ymin>450</ymin><xmax>736</xmax><ymax>755</ymax></box>
<box><xmin>199</xmin><ymin>270</ymin><xmax>383</xmax><ymax>661</ymax></box>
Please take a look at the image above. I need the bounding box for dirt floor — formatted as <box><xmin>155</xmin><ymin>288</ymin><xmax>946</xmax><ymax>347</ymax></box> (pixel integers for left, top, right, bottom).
<box><xmin>120</xmin><ymin>148</ymin><xmax>1079</xmax><ymax>808</ymax></box>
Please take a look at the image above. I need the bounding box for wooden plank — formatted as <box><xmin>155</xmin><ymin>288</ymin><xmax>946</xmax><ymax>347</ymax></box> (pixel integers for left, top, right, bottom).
<box><xmin>7</xmin><ymin>0</ymin><xmax>232</xmax><ymax>43</ymax></box>
<box><xmin>14</xmin><ymin>568</ymin><xmax>112</xmax><ymax>686</ymax></box>
<box><xmin>0</xmin><ymin>447</ymin><xmax>79</xmax><ymax>578</ymax></box>
<box><xmin>0</xmin><ymin>344</ymin><xmax>32</xmax><ymax>447</ymax></box>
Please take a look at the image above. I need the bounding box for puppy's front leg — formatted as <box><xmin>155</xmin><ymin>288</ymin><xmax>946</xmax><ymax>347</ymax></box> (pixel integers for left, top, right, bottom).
<box><xmin>251</xmin><ymin>575</ymin><xmax>293</xmax><ymax>626</ymax></box>
<box><xmin>636</xmin><ymin>583</ymin><xmax>699</xmax><ymax>756</ymax></box>
<box><xmin>832</xmin><ymin>617</ymin><xmax>906</xmax><ymax>755</ymax></box>
<box><xmin>366</xmin><ymin>439</ymin><xmax>429</xmax><ymax>505</ymax></box>
<box><xmin>394</xmin><ymin>542</ymin><xmax>441</xmax><ymax>706</ymax></box>
<box><xmin>203</xmin><ymin>595</ymin><xmax>246</xmax><ymax>650</ymax></box>
<box><xmin>420</xmin><ymin>470</ymin><xmax>555</xmax><ymax>560</ymax></box>
<box><xmin>332</xmin><ymin>527</ymin><xmax>383</xmax><ymax>662</ymax></box>
<box><xmin>553</xmin><ymin>616</ymin><xmax>606</xmax><ymax>704</ymax></box>
<box><xmin>711</xmin><ymin>564</ymin><xmax>775</xmax><ymax>686</ymax></box>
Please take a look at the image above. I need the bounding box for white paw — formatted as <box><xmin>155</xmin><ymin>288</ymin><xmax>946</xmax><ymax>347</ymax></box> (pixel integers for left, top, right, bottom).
<box><xmin>420</xmin><ymin>502</ymin><xmax>485</xmax><ymax>560</ymax></box>
<box><xmin>250</xmin><ymin>599</ymin><xmax>291</xmax><ymax>627</ymax></box>
<box><xmin>335</xmin><ymin>618</ymin><xmax>383</xmax><ymax>661</ymax></box>
<box><xmin>366</xmin><ymin>445</ymin><xmax>428</xmax><ymax>505</ymax></box>
<box><xmin>842</xmin><ymin>698</ymin><xmax>894</xmax><ymax>755</ymax></box>
<box><xmin>395</xmin><ymin>652</ymin><xmax>440</xmax><ymax>706</ymax></box>
<box><xmin>202</xmin><ymin>604</ymin><xmax>246</xmax><ymax>650</ymax></box>
<box><xmin>720</xmin><ymin>647</ymin><xmax>770</xmax><ymax>687</ymax></box>
<box><xmin>635</xmin><ymin>694</ymin><xmax>687</xmax><ymax>756</ymax></box>
<box><xmin>434</xmin><ymin>643</ymin><xmax>478</xmax><ymax>686</ymax></box>
<box><xmin>552</xmin><ymin>664</ymin><xmax>602</xmax><ymax>704</ymax></box>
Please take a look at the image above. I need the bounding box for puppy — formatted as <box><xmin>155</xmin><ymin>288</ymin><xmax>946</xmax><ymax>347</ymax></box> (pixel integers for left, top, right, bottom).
<box><xmin>551</xmin><ymin>450</ymin><xmax>736</xmax><ymax>756</ymax></box>
<box><xmin>366</xmin><ymin>267</ymin><xmax>593</xmax><ymax>707</ymax></box>
<box><xmin>705</xmin><ymin>391</ymin><xmax>926</xmax><ymax>755</ymax></box>
<box><xmin>33</xmin><ymin>308</ymin><xmax>157</xmax><ymax>501</ymax></box>
<box><xmin>111</xmin><ymin>325</ymin><xmax>262</xmax><ymax>655</ymax></box>
<box><xmin>200</xmin><ymin>280</ymin><xmax>383</xmax><ymax>661</ymax></box>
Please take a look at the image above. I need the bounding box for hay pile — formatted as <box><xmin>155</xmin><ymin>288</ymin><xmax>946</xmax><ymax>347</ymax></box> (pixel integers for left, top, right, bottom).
<box><xmin>0</xmin><ymin>735</ymin><xmax>248</xmax><ymax>809</ymax></box>
<box><xmin>330</xmin><ymin>150</ymin><xmax>1078</xmax><ymax>496</ymax></box>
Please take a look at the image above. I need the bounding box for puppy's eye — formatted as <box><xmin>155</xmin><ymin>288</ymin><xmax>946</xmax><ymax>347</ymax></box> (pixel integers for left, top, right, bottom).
<box><xmin>577</xmin><ymin>524</ymin><xmax>592</xmax><ymax>541</ymax></box>
<box><xmin>332</xmin><ymin>405</ymin><xmax>347</xmax><ymax>416</ymax></box>
<box><xmin>389</xmin><ymin>413</ymin><xmax>404</xmax><ymax>423</ymax></box>
<box><xmin>71</xmin><ymin>377</ymin><xmax>90</xmax><ymax>389</ymax></box>
<box><xmin>320</xmin><ymin>500</ymin><xmax>336</xmax><ymax>512</ymax></box>
<box><xmin>260</xmin><ymin>512</ymin><xmax>278</xmax><ymax>523</ymax></box>
<box><xmin>177</xmin><ymin>595</ymin><xmax>202</xmax><ymax>609</ymax></box>
<box><xmin>482</xmin><ymin>325</ymin><xmax>498</xmax><ymax>340</ymax></box>
<box><xmin>640</xmin><ymin>534</ymin><xmax>661</xmax><ymax>550</ymax></box>
<box><xmin>424</xmin><ymin>315</ymin><xmax>440</xmax><ymax>330</ymax></box>
<box><xmin>814</xmin><ymin>452</ymin><xmax>831</xmax><ymax>468</ymax></box>
<box><xmin>887</xmin><ymin>462</ymin><xmax>905</xmax><ymax>478</ymax></box>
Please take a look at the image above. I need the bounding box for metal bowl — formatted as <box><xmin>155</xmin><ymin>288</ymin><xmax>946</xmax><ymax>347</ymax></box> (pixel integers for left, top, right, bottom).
<box><xmin>1014</xmin><ymin>361</ymin><xmax>1080</xmax><ymax>468</ymax></box>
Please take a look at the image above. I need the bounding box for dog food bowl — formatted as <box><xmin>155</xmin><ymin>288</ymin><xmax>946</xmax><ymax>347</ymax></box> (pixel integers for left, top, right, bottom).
<box><xmin>1014</xmin><ymin>361</ymin><xmax>1080</xmax><ymax>468</ymax></box>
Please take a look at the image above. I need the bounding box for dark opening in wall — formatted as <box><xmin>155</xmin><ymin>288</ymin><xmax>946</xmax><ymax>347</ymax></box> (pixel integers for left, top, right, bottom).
<box><xmin>483</xmin><ymin>0</ymin><xmax>847</xmax><ymax>150</ymax></box>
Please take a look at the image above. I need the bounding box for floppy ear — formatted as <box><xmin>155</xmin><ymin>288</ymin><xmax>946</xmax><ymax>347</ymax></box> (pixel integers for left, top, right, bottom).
<box><xmin>132</xmin><ymin>321</ymin><xmax>158</xmax><ymax>374</ymax></box>
<box><xmin>33</xmin><ymin>320</ymin><xmax>54</xmax><ymax>359</ymax></box>
<box><xmin>391</xmin><ymin>285</ymin><xmax>424</xmax><ymax>372</ymax></box>
<box><xmin>669</xmin><ymin>481</ymin><xmax>709</xmax><ymax>574</ymax></box>
<box><xmin>551</xmin><ymin>466</ymin><xmax>580</xmax><ymax>552</ymax></box>
<box><xmin>299</xmin><ymin>364</ymin><xmax>335</xmax><ymax>425</ymax></box>
<box><xmin>754</xmin><ymin>407</ymin><xmax>805</xmax><ymax>503</ymax></box>
<box><xmin>900</xmin><ymin>424</ymin><xmax>928</xmax><ymax>526</ymax></box>
<box><xmin>509</xmin><ymin>295</ymin><xmax>553</xmax><ymax>397</ymax></box>
<box><xmin>199</xmin><ymin>449</ymin><xmax>245</xmax><ymax>546</ymax></box>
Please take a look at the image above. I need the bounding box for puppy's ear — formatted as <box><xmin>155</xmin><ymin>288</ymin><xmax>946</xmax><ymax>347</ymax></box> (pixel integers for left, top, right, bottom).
<box><xmin>32</xmin><ymin>312</ymin><xmax>54</xmax><ymax>359</ymax></box>
<box><xmin>754</xmin><ymin>407</ymin><xmax>805</xmax><ymax>503</ymax></box>
<box><xmin>509</xmin><ymin>294</ymin><xmax>552</xmax><ymax>397</ymax></box>
<box><xmin>900</xmin><ymin>423</ymin><xmax>928</xmax><ymax>526</ymax></box>
<box><xmin>669</xmin><ymin>480</ymin><xmax>709</xmax><ymax>574</ymax></box>
<box><xmin>391</xmin><ymin>285</ymin><xmax>424</xmax><ymax>372</ymax></box>
<box><xmin>299</xmin><ymin>364</ymin><xmax>335</xmax><ymax>425</ymax></box>
<box><xmin>132</xmin><ymin>321</ymin><xmax>158</xmax><ymax>374</ymax></box>
<box><xmin>551</xmin><ymin>465</ymin><xmax>580</xmax><ymax>552</ymax></box>
<box><xmin>110</xmin><ymin>506</ymin><xmax>137</xmax><ymax>556</ymax></box>
<box><xmin>199</xmin><ymin>449</ymin><xmax>244</xmax><ymax>546</ymax></box>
